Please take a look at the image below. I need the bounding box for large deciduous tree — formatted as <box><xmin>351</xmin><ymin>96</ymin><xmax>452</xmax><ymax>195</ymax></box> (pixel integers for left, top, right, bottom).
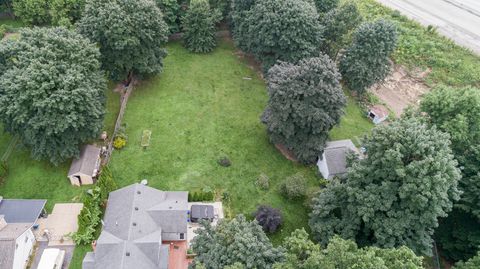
<box><xmin>241</xmin><ymin>0</ymin><xmax>323</xmax><ymax>70</ymax></box>
<box><xmin>321</xmin><ymin>3</ymin><xmax>362</xmax><ymax>58</ymax></box>
<box><xmin>275</xmin><ymin>229</ymin><xmax>423</xmax><ymax>269</ymax></box>
<box><xmin>13</xmin><ymin>0</ymin><xmax>50</xmax><ymax>25</ymax></box>
<box><xmin>339</xmin><ymin>19</ymin><xmax>397</xmax><ymax>94</ymax></box>
<box><xmin>421</xmin><ymin>86</ymin><xmax>480</xmax><ymax>262</ymax></box>
<box><xmin>50</xmin><ymin>0</ymin><xmax>86</xmax><ymax>26</ymax></box>
<box><xmin>182</xmin><ymin>0</ymin><xmax>219</xmax><ymax>53</ymax></box>
<box><xmin>454</xmin><ymin>252</ymin><xmax>480</xmax><ymax>269</ymax></box>
<box><xmin>77</xmin><ymin>0</ymin><xmax>169</xmax><ymax>81</ymax></box>
<box><xmin>309</xmin><ymin>117</ymin><xmax>461</xmax><ymax>255</ymax></box>
<box><xmin>192</xmin><ymin>215</ymin><xmax>284</xmax><ymax>268</ymax></box>
<box><xmin>0</xmin><ymin>27</ymin><xmax>106</xmax><ymax>164</ymax></box>
<box><xmin>262</xmin><ymin>56</ymin><xmax>346</xmax><ymax>164</ymax></box>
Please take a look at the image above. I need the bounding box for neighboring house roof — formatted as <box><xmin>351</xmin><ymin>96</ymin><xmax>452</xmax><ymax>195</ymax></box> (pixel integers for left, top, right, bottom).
<box><xmin>322</xmin><ymin>140</ymin><xmax>359</xmax><ymax>178</ymax></box>
<box><xmin>0</xmin><ymin>199</ymin><xmax>46</xmax><ymax>269</ymax></box>
<box><xmin>0</xmin><ymin>199</ymin><xmax>46</xmax><ymax>224</ymax></box>
<box><xmin>68</xmin><ymin>145</ymin><xmax>101</xmax><ymax>177</ymax></box>
<box><xmin>191</xmin><ymin>205</ymin><xmax>214</xmax><ymax>220</ymax></box>
<box><xmin>83</xmin><ymin>183</ymin><xmax>188</xmax><ymax>269</ymax></box>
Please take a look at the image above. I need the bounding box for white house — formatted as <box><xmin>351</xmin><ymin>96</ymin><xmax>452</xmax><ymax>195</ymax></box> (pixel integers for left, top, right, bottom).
<box><xmin>317</xmin><ymin>140</ymin><xmax>360</xmax><ymax>180</ymax></box>
<box><xmin>68</xmin><ymin>145</ymin><xmax>102</xmax><ymax>186</ymax></box>
<box><xmin>0</xmin><ymin>198</ymin><xmax>46</xmax><ymax>269</ymax></box>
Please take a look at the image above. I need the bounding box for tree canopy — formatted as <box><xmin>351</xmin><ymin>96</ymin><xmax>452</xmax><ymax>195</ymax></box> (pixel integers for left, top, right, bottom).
<box><xmin>313</xmin><ymin>0</ymin><xmax>338</xmax><ymax>14</ymax></box>
<box><xmin>274</xmin><ymin>229</ymin><xmax>423</xmax><ymax>269</ymax></box>
<box><xmin>192</xmin><ymin>215</ymin><xmax>284</xmax><ymax>268</ymax></box>
<box><xmin>321</xmin><ymin>2</ymin><xmax>362</xmax><ymax>57</ymax></box>
<box><xmin>421</xmin><ymin>86</ymin><xmax>480</xmax><ymax>261</ymax></box>
<box><xmin>309</xmin><ymin>117</ymin><xmax>461</xmax><ymax>255</ymax></box>
<box><xmin>339</xmin><ymin>19</ymin><xmax>397</xmax><ymax>94</ymax></box>
<box><xmin>454</xmin><ymin>252</ymin><xmax>480</xmax><ymax>269</ymax></box>
<box><xmin>262</xmin><ymin>56</ymin><xmax>346</xmax><ymax>164</ymax></box>
<box><xmin>182</xmin><ymin>0</ymin><xmax>219</xmax><ymax>53</ymax></box>
<box><xmin>13</xmin><ymin>0</ymin><xmax>85</xmax><ymax>26</ymax></box>
<box><xmin>0</xmin><ymin>27</ymin><xmax>106</xmax><ymax>164</ymax></box>
<box><xmin>77</xmin><ymin>0</ymin><xmax>169</xmax><ymax>81</ymax></box>
<box><xmin>13</xmin><ymin>0</ymin><xmax>50</xmax><ymax>25</ymax></box>
<box><xmin>240</xmin><ymin>0</ymin><xmax>323</xmax><ymax>70</ymax></box>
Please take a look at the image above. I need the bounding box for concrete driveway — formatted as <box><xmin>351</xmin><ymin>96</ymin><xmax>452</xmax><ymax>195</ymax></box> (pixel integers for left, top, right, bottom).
<box><xmin>377</xmin><ymin>0</ymin><xmax>480</xmax><ymax>54</ymax></box>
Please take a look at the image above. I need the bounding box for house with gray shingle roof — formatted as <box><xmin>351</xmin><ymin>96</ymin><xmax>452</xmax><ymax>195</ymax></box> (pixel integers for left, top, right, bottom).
<box><xmin>317</xmin><ymin>139</ymin><xmax>360</xmax><ymax>180</ymax></box>
<box><xmin>68</xmin><ymin>145</ymin><xmax>102</xmax><ymax>186</ymax></box>
<box><xmin>0</xmin><ymin>197</ymin><xmax>46</xmax><ymax>269</ymax></box>
<box><xmin>82</xmin><ymin>183</ymin><xmax>189</xmax><ymax>269</ymax></box>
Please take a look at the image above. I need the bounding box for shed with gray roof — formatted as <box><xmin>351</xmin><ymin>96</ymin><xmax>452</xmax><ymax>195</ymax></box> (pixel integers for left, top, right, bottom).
<box><xmin>83</xmin><ymin>183</ymin><xmax>189</xmax><ymax>269</ymax></box>
<box><xmin>68</xmin><ymin>144</ymin><xmax>101</xmax><ymax>186</ymax></box>
<box><xmin>317</xmin><ymin>140</ymin><xmax>360</xmax><ymax>180</ymax></box>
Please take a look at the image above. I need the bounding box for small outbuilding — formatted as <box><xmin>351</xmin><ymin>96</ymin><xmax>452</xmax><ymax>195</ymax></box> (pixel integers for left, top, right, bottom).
<box><xmin>190</xmin><ymin>204</ymin><xmax>215</xmax><ymax>223</ymax></box>
<box><xmin>368</xmin><ymin>105</ymin><xmax>389</xmax><ymax>124</ymax></box>
<box><xmin>317</xmin><ymin>140</ymin><xmax>360</xmax><ymax>180</ymax></box>
<box><xmin>67</xmin><ymin>145</ymin><xmax>101</xmax><ymax>186</ymax></box>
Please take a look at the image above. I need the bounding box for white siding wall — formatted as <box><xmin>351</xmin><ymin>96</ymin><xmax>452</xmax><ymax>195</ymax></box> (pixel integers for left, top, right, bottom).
<box><xmin>316</xmin><ymin>153</ymin><xmax>330</xmax><ymax>179</ymax></box>
<box><xmin>12</xmin><ymin>229</ymin><xmax>35</xmax><ymax>269</ymax></box>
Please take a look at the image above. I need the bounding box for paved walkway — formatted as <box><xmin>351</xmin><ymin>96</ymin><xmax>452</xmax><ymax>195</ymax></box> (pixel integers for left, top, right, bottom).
<box><xmin>34</xmin><ymin>203</ymin><xmax>83</xmax><ymax>246</ymax></box>
<box><xmin>377</xmin><ymin>0</ymin><xmax>480</xmax><ymax>54</ymax></box>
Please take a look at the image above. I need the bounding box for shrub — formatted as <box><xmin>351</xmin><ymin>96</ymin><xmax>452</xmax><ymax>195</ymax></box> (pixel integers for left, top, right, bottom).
<box><xmin>241</xmin><ymin>0</ymin><xmax>323</xmax><ymax>71</ymax></box>
<box><xmin>13</xmin><ymin>0</ymin><xmax>50</xmax><ymax>25</ymax></box>
<box><xmin>256</xmin><ymin>173</ymin><xmax>270</xmax><ymax>190</ymax></box>
<box><xmin>339</xmin><ymin>19</ymin><xmax>398</xmax><ymax>94</ymax></box>
<box><xmin>230</xmin><ymin>0</ymin><xmax>256</xmax><ymax>50</ymax></box>
<box><xmin>182</xmin><ymin>0</ymin><xmax>219</xmax><ymax>53</ymax></box>
<box><xmin>72</xmin><ymin>187</ymin><xmax>102</xmax><ymax>245</ymax></box>
<box><xmin>113</xmin><ymin>136</ymin><xmax>127</xmax><ymax>150</ymax></box>
<box><xmin>96</xmin><ymin>166</ymin><xmax>118</xmax><ymax>201</ymax></box>
<box><xmin>254</xmin><ymin>205</ymin><xmax>282</xmax><ymax>233</ymax></box>
<box><xmin>262</xmin><ymin>56</ymin><xmax>346</xmax><ymax>164</ymax></box>
<box><xmin>0</xmin><ymin>25</ymin><xmax>6</xmax><ymax>38</ymax></box>
<box><xmin>188</xmin><ymin>190</ymin><xmax>215</xmax><ymax>202</ymax></box>
<box><xmin>217</xmin><ymin>156</ymin><xmax>231</xmax><ymax>167</ymax></box>
<box><xmin>0</xmin><ymin>161</ymin><xmax>8</xmax><ymax>184</ymax></box>
<box><xmin>50</xmin><ymin>0</ymin><xmax>86</xmax><ymax>26</ymax></box>
<box><xmin>281</xmin><ymin>173</ymin><xmax>307</xmax><ymax>200</ymax></box>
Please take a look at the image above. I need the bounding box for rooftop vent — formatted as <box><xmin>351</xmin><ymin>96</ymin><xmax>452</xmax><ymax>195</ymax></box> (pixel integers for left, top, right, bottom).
<box><xmin>126</xmin><ymin>252</ymin><xmax>130</xmax><ymax>257</ymax></box>
<box><xmin>137</xmin><ymin>191</ymin><xmax>141</xmax><ymax>195</ymax></box>
<box><xmin>134</xmin><ymin>207</ymin><xmax>139</xmax><ymax>211</ymax></box>
<box><xmin>132</xmin><ymin>222</ymin><xmax>137</xmax><ymax>226</ymax></box>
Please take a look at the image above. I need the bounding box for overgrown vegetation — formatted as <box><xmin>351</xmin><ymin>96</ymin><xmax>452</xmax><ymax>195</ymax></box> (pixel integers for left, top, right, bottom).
<box><xmin>182</xmin><ymin>0</ymin><xmax>219</xmax><ymax>53</ymax></box>
<box><xmin>352</xmin><ymin>0</ymin><xmax>480</xmax><ymax>88</ymax></box>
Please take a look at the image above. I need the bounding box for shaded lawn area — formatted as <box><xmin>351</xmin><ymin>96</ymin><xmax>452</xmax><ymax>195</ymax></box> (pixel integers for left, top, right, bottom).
<box><xmin>0</xmin><ymin>17</ymin><xmax>25</xmax><ymax>29</ymax></box>
<box><xmin>109</xmin><ymin>40</ymin><xmax>373</xmax><ymax>244</ymax></box>
<box><xmin>0</xmin><ymin>87</ymin><xmax>120</xmax><ymax>212</ymax></box>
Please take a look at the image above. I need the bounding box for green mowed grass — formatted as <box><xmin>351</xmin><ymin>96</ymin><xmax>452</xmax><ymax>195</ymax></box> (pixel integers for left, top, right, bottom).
<box><xmin>0</xmin><ymin>87</ymin><xmax>120</xmax><ymax>211</ymax></box>
<box><xmin>0</xmin><ymin>17</ymin><xmax>25</xmax><ymax>28</ymax></box>
<box><xmin>109</xmin><ymin>40</ymin><xmax>373</xmax><ymax>243</ymax></box>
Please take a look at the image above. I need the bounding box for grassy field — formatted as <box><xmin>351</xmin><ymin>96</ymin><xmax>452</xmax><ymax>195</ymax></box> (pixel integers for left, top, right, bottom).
<box><xmin>0</xmin><ymin>87</ymin><xmax>120</xmax><ymax>211</ymax></box>
<box><xmin>108</xmin><ymin>40</ymin><xmax>372</xmax><ymax>244</ymax></box>
<box><xmin>352</xmin><ymin>0</ymin><xmax>480</xmax><ymax>88</ymax></box>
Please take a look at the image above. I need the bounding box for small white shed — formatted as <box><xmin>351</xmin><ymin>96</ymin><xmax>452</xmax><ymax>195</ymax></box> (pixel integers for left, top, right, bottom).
<box><xmin>67</xmin><ymin>145</ymin><xmax>101</xmax><ymax>186</ymax></box>
<box><xmin>317</xmin><ymin>140</ymin><xmax>360</xmax><ymax>180</ymax></box>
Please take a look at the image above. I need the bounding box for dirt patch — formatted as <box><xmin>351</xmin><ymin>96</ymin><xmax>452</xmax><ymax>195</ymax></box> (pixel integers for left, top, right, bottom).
<box><xmin>233</xmin><ymin>49</ymin><xmax>264</xmax><ymax>79</ymax></box>
<box><xmin>275</xmin><ymin>144</ymin><xmax>299</xmax><ymax>163</ymax></box>
<box><xmin>370</xmin><ymin>65</ymin><xmax>430</xmax><ymax>117</ymax></box>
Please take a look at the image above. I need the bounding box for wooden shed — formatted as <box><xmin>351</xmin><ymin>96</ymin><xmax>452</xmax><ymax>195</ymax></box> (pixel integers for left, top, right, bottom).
<box><xmin>67</xmin><ymin>145</ymin><xmax>101</xmax><ymax>186</ymax></box>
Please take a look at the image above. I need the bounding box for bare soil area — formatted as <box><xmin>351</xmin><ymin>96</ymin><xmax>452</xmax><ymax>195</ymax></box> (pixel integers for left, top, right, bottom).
<box><xmin>370</xmin><ymin>65</ymin><xmax>430</xmax><ymax>117</ymax></box>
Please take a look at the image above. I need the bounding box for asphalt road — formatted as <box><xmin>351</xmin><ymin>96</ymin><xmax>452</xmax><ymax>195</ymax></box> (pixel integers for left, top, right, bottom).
<box><xmin>376</xmin><ymin>0</ymin><xmax>480</xmax><ymax>55</ymax></box>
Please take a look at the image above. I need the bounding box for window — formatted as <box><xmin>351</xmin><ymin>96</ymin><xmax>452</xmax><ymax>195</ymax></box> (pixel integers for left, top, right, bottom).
<box><xmin>180</xmin><ymin>233</ymin><xmax>184</xmax><ymax>240</ymax></box>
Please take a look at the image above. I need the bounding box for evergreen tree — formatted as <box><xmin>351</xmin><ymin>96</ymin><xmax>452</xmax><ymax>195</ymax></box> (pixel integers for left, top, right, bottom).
<box><xmin>182</xmin><ymin>0</ymin><xmax>219</xmax><ymax>53</ymax></box>
<box><xmin>262</xmin><ymin>56</ymin><xmax>346</xmax><ymax>163</ymax></box>
<box><xmin>309</xmin><ymin>117</ymin><xmax>461</xmax><ymax>255</ymax></box>
<box><xmin>313</xmin><ymin>0</ymin><xmax>338</xmax><ymax>14</ymax></box>
<box><xmin>339</xmin><ymin>19</ymin><xmax>397</xmax><ymax>94</ymax></box>
<box><xmin>0</xmin><ymin>27</ymin><xmax>106</xmax><ymax>164</ymax></box>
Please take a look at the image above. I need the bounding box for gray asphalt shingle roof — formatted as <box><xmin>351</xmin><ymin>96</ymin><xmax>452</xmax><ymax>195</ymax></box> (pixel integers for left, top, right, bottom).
<box><xmin>323</xmin><ymin>140</ymin><xmax>359</xmax><ymax>177</ymax></box>
<box><xmin>68</xmin><ymin>145</ymin><xmax>101</xmax><ymax>176</ymax></box>
<box><xmin>0</xmin><ymin>199</ymin><xmax>46</xmax><ymax>223</ymax></box>
<box><xmin>83</xmin><ymin>183</ymin><xmax>188</xmax><ymax>269</ymax></box>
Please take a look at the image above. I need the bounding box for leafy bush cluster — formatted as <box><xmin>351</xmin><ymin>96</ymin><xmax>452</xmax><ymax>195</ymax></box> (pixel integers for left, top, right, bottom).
<box><xmin>262</xmin><ymin>56</ymin><xmax>346</xmax><ymax>163</ymax></box>
<box><xmin>13</xmin><ymin>0</ymin><xmax>85</xmax><ymax>26</ymax></box>
<box><xmin>281</xmin><ymin>173</ymin><xmax>307</xmax><ymax>200</ymax></box>
<box><xmin>339</xmin><ymin>19</ymin><xmax>398</xmax><ymax>94</ymax></box>
<box><xmin>254</xmin><ymin>205</ymin><xmax>282</xmax><ymax>233</ymax></box>
<box><xmin>113</xmin><ymin>135</ymin><xmax>127</xmax><ymax>150</ymax></box>
<box><xmin>188</xmin><ymin>190</ymin><xmax>215</xmax><ymax>202</ymax></box>
<box><xmin>255</xmin><ymin>173</ymin><xmax>270</xmax><ymax>190</ymax></box>
<box><xmin>181</xmin><ymin>0</ymin><xmax>220</xmax><ymax>53</ymax></box>
<box><xmin>156</xmin><ymin>0</ymin><xmax>181</xmax><ymax>34</ymax></box>
<box><xmin>72</xmin><ymin>167</ymin><xmax>117</xmax><ymax>245</ymax></box>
